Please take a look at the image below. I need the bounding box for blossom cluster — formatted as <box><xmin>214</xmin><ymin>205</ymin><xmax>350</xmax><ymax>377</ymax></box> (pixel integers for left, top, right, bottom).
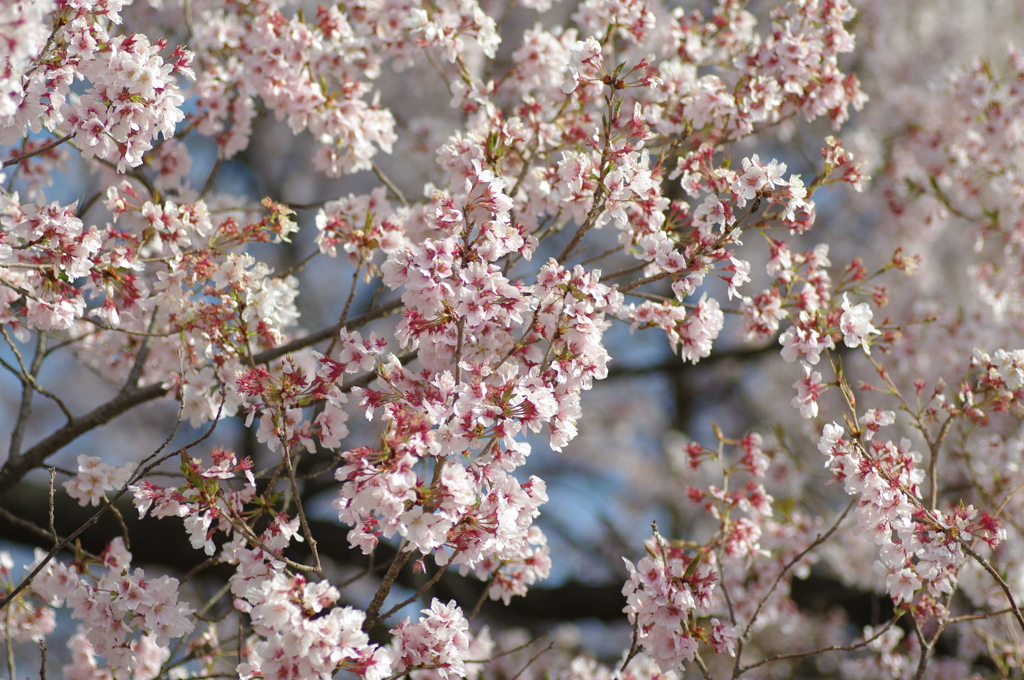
<box><xmin>33</xmin><ymin>538</ymin><xmax>193</xmax><ymax>674</ymax></box>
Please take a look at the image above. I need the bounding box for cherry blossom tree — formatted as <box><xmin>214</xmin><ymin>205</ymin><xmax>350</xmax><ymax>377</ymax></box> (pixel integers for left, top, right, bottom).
<box><xmin>1</xmin><ymin>0</ymin><xmax>1024</xmax><ymax>679</ymax></box>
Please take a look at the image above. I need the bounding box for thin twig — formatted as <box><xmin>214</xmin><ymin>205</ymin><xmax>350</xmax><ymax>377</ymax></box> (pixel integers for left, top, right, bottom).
<box><xmin>220</xmin><ymin>503</ymin><xmax>320</xmax><ymax>575</ymax></box>
<box><xmin>960</xmin><ymin>540</ymin><xmax>1024</xmax><ymax>634</ymax></box>
<box><xmin>468</xmin><ymin>568</ymin><xmax>500</xmax><ymax>621</ymax></box>
<box><xmin>181</xmin><ymin>557</ymin><xmax>217</xmax><ymax>584</ymax></box>
<box><xmin>910</xmin><ymin>615</ymin><xmax>934</xmax><ymax>680</ymax></box>
<box><xmin>325</xmin><ymin>262</ymin><xmax>363</xmax><ymax>358</ymax></box>
<box><xmin>734</xmin><ymin>497</ymin><xmax>856</xmax><ymax>671</ymax></box>
<box><xmin>693</xmin><ymin>651</ymin><xmax>713</xmax><ymax>680</ymax></box>
<box><xmin>280</xmin><ymin>433</ymin><xmax>323</xmax><ymax>577</ymax></box>
<box><xmin>509</xmin><ymin>641</ymin><xmax>555</xmax><ymax>680</ymax></box>
<box><xmin>2</xmin><ymin>134</ymin><xmax>72</xmax><ymax>168</ymax></box>
<box><xmin>201</xmin><ymin>157</ymin><xmax>223</xmax><ymax>198</ymax></box>
<box><xmin>926</xmin><ymin>414</ymin><xmax>954</xmax><ymax>512</ymax></box>
<box><xmin>3</xmin><ymin>331</ymin><xmax>73</xmax><ymax>435</ymax></box>
<box><xmin>0</xmin><ymin>396</ymin><xmax>200</xmax><ymax>611</ymax></box>
<box><xmin>196</xmin><ymin>580</ymin><xmax>234</xmax><ymax>619</ymax></box>
<box><xmin>619</xmin><ymin>622</ymin><xmax>641</xmax><ymax>673</ymax></box>
<box><xmin>947</xmin><ymin>607</ymin><xmax>1013</xmax><ymax>624</ymax></box>
<box><xmin>5</xmin><ymin>606</ymin><xmax>14</xmax><ymax>680</ymax></box>
<box><xmin>467</xmin><ymin>634</ymin><xmax>549</xmax><ymax>664</ymax></box>
<box><xmin>0</xmin><ymin>506</ymin><xmax>98</xmax><ymax>560</ymax></box>
<box><xmin>736</xmin><ymin>616</ymin><xmax>900</xmax><ymax>674</ymax></box>
<box><xmin>47</xmin><ymin>468</ymin><xmax>56</xmax><ymax>550</ymax></box>
<box><xmin>372</xmin><ymin>160</ymin><xmax>408</xmax><ymax>208</ymax></box>
<box><xmin>108</xmin><ymin>504</ymin><xmax>131</xmax><ymax>551</ymax></box>
<box><xmin>5</xmin><ymin>329</ymin><xmax>46</xmax><ymax>457</ymax></box>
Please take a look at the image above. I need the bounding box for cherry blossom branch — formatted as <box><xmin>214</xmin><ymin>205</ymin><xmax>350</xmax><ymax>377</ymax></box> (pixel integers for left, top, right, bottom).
<box><xmin>909</xmin><ymin>614</ymin><xmax>937</xmax><ymax>680</ymax></box>
<box><xmin>508</xmin><ymin>640</ymin><xmax>555</xmax><ymax>680</ymax></box>
<box><xmin>0</xmin><ymin>407</ymin><xmax>196</xmax><ymax>611</ymax></box>
<box><xmin>325</xmin><ymin>262</ymin><xmax>364</xmax><ymax>357</ymax></box>
<box><xmin>0</xmin><ymin>299</ymin><xmax>405</xmax><ymax>499</ymax></box>
<box><xmin>94</xmin><ymin>158</ymin><xmax>158</xmax><ymax>198</ymax></box>
<box><xmin>467</xmin><ymin>634</ymin><xmax>549</xmax><ymax>664</ymax></box>
<box><xmin>4</xmin><ymin>329</ymin><xmax>43</xmax><ymax>458</ymax></box>
<box><xmin>863</xmin><ymin>351</ymin><xmax>956</xmax><ymax>513</ymax></box>
<box><xmin>925</xmin><ymin>414</ymin><xmax>954</xmax><ymax>512</ymax></box>
<box><xmin>375</xmin><ymin>553</ymin><xmax>458</xmax><ymax>623</ymax></box>
<box><xmin>181</xmin><ymin>557</ymin><xmax>217</xmax><ymax>585</ymax></box>
<box><xmin>0</xmin><ymin>380</ymin><xmax>165</xmax><ymax>499</ymax></box>
<box><xmin>363</xmin><ymin>548</ymin><xmax>415</xmax><ymax>632</ymax></box>
<box><xmin>556</xmin><ymin>89</ymin><xmax>619</xmax><ymax>265</ymax></box>
<box><xmin>46</xmin><ymin>469</ymin><xmax>55</xmax><ymax>550</ymax></box>
<box><xmin>2</xmin><ymin>329</ymin><xmax>73</xmax><ymax>427</ymax></box>
<box><xmin>958</xmin><ymin>539</ymin><xmax>1024</xmax><ymax>634</ymax></box>
<box><xmin>467</xmin><ymin>567</ymin><xmax>500</xmax><ymax>621</ymax></box>
<box><xmin>619</xmin><ymin>622</ymin><xmax>641</xmax><ymax>673</ymax></box>
<box><xmin>273</xmin><ymin>249</ymin><xmax>320</xmax><ymax>279</ymax></box>
<box><xmin>947</xmin><ymin>607</ymin><xmax>1014</xmax><ymax>623</ymax></box>
<box><xmin>736</xmin><ymin>615</ymin><xmax>901</xmax><ymax>674</ymax></box>
<box><xmin>960</xmin><ymin>453</ymin><xmax>1024</xmax><ymax>536</ymax></box>
<box><xmin>222</xmin><ymin>507</ymin><xmax>319</xmax><ymax>574</ymax></box>
<box><xmin>279</xmin><ymin>433</ymin><xmax>323</xmax><ymax>577</ymax></box>
<box><xmin>1</xmin><ymin>134</ymin><xmax>72</xmax><ymax>168</ymax></box>
<box><xmin>371</xmin><ymin>160</ymin><xmax>408</xmax><ymax>208</ymax></box>
<box><xmin>120</xmin><ymin>307</ymin><xmax>160</xmax><ymax>394</ymax></box>
<box><xmin>733</xmin><ymin>497</ymin><xmax>856</xmax><ymax>676</ymax></box>
<box><xmin>194</xmin><ymin>581</ymin><xmax>233</xmax><ymax>620</ymax></box>
<box><xmin>0</xmin><ymin>505</ymin><xmax>98</xmax><ymax>560</ymax></box>
<box><xmin>693</xmin><ymin>650</ymin><xmax>713</xmax><ymax>680</ymax></box>
<box><xmin>201</xmin><ymin>157</ymin><xmax>224</xmax><ymax>198</ymax></box>
<box><xmin>254</xmin><ymin>298</ymin><xmax>404</xmax><ymax>366</ymax></box>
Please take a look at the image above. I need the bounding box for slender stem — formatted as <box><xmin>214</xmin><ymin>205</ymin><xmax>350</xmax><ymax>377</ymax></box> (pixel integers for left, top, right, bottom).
<box><xmin>201</xmin><ymin>157</ymin><xmax>223</xmax><ymax>198</ymax></box>
<box><xmin>960</xmin><ymin>540</ymin><xmax>1024</xmax><ymax>634</ymax></box>
<box><xmin>325</xmin><ymin>262</ymin><xmax>363</xmax><ymax>357</ymax></box>
<box><xmin>619</xmin><ymin>622</ymin><xmax>641</xmax><ymax>673</ymax></box>
<box><xmin>468</xmin><ymin>568</ymin><xmax>500</xmax><ymax>621</ymax></box>
<box><xmin>0</xmin><ymin>299</ymin><xmax>403</xmax><ymax>500</ymax></box>
<box><xmin>47</xmin><ymin>468</ymin><xmax>56</xmax><ymax>549</ymax></box>
<box><xmin>557</xmin><ymin>92</ymin><xmax>619</xmax><ymax>265</ymax></box>
<box><xmin>222</xmin><ymin>504</ymin><xmax>319</xmax><ymax>574</ymax></box>
<box><xmin>5</xmin><ymin>329</ymin><xmax>45</xmax><ymax>457</ymax></box>
<box><xmin>0</xmin><ymin>506</ymin><xmax>98</xmax><ymax>560</ymax></box>
<box><xmin>0</xmin><ymin>396</ymin><xmax>200</xmax><ymax>611</ymax></box>
<box><xmin>454</xmin><ymin>316</ymin><xmax>466</xmax><ymax>384</ymax></box>
<box><xmin>280</xmin><ymin>432</ymin><xmax>323</xmax><ymax>577</ymax></box>
<box><xmin>508</xmin><ymin>641</ymin><xmax>554</xmax><ymax>680</ymax></box>
<box><xmin>693</xmin><ymin>651</ymin><xmax>712</xmax><ymax>680</ymax></box>
<box><xmin>736</xmin><ymin>616</ymin><xmax>900</xmax><ymax>674</ymax></box>
<box><xmin>733</xmin><ymin>498</ymin><xmax>855</xmax><ymax>676</ymax></box>
<box><xmin>2</xmin><ymin>134</ymin><xmax>72</xmax><ymax>168</ymax></box>
<box><xmin>5</xmin><ymin>605</ymin><xmax>14</xmax><ymax>680</ymax></box>
<box><xmin>371</xmin><ymin>161</ymin><xmax>408</xmax><ymax>208</ymax></box>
